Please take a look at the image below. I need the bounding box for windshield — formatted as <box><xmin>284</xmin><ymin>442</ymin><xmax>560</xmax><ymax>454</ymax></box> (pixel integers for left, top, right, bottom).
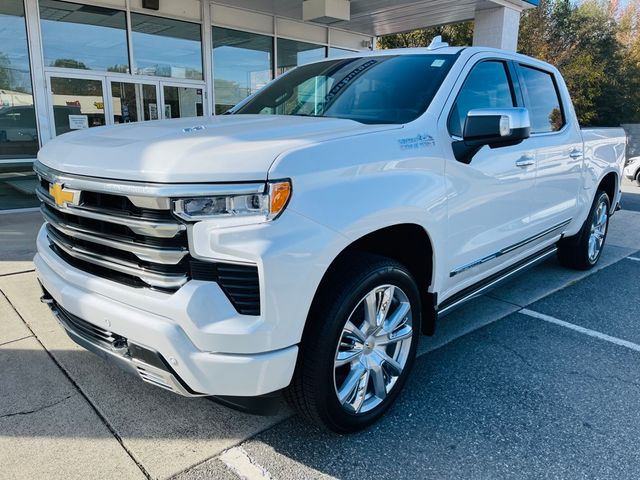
<box><xmin>233</xmin><ymin>54</ymin><xmax>456</xmax><ymax>124</ymax></box>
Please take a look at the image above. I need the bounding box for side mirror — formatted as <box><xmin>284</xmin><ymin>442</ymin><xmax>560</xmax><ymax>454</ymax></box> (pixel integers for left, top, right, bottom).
<box><xmin>452</xmin><ymin>108</ymin><xmax>531</xmax><ymax>164</ymax></box>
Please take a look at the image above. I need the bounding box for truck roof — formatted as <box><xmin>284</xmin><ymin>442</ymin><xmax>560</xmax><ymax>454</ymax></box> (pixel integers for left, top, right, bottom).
<box><xmin>324</xmin><ymin>45</ymin><xmax>558</xmax><ymax>75</ymax></box>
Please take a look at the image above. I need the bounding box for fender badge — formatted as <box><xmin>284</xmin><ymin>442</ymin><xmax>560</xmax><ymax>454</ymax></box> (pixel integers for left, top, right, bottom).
<box><xmin>398</xmin><ymin>134</ymin><xmax>435</xmax><ymax>151</ymax></box>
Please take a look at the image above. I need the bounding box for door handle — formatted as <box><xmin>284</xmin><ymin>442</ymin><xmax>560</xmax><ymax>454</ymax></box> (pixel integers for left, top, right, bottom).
<box><xmin>516</xmin><ymin>155</ymin><xmax>535</xmax><ymax>167</ymax></box>
<box><xmin>569</xmin><ymin>149</ymin><xmax>583</xmax><ymax>159</ymax></box>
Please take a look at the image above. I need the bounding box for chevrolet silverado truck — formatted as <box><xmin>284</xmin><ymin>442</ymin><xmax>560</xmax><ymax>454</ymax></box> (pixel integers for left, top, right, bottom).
<box><xmin>34</xmin><ymin>41</ymin><xmax>626</xmax><ymax>432</ymax></box>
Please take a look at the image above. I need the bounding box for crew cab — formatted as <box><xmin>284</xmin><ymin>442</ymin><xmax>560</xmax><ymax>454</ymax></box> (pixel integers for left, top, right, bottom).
<box><xmin>34</xmin><ymin>41</ymin><xmax>626</xmax><ymax>432</ymax></box>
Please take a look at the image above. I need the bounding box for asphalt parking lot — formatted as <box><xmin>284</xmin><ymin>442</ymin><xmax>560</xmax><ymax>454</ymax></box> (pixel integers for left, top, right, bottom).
<box><xmin>1</xmin><ymin>179</ymin><xmax>640</xmax><ymax>480</ymax></box>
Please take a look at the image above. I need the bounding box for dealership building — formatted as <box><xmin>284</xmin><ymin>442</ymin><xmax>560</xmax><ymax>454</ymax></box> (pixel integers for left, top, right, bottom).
<box><xmin>0</xmin><ymin>0</ymin><xmax>537</xmax><ymax>210</ymax></box>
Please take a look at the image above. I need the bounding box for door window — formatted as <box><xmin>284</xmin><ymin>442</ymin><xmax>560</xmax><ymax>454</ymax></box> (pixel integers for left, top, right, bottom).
<box><xmin>162</xmin><ymin>86</ymin><xmax>203</xmax><ymax>119</ymax></box>
<box><xmin>518</xmin><ymin>65</ymin><xmax>565</xmax><ymax>133</ymax></box>
<box><xmin>448</xmin><ymin>61</ymin><xmax>515</xmax><ymax>138</ymax></box>
<box><xmin>111</xmin><ymin>82</ymin><xmax>158</xmax><ymax>123</ymax></box>
<box><xmin>50</xmin><ymin>77</ymin><xmax>105</xmax><ymax>136</ymax></box>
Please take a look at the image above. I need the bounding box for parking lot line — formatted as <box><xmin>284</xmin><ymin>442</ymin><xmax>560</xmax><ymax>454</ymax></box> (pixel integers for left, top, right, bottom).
<box><xmin>520</xmin><ymin>308</ymin><xmax>640</xmax><ymax>353</ymax></box>
<box><xmin>219</xmin><ymin>446</ymin><xmax>274</xmax><ymax>480</ymax></box>
<box><xmin>626</xmin><ymin>256</ymin><xmax>640</xmax><ymax>262</ymax></box>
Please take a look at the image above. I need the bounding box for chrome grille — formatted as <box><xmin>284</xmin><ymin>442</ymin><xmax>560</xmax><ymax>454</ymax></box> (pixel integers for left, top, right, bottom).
<box><xmin>35</xmin><ymin>162</ymin><xmax>262</xmax><ymax>314</ymax></box>
<box><xmin>35</xmin><ymin>165</ymin><xmax>190</xmax><ymax>292</ymax></box>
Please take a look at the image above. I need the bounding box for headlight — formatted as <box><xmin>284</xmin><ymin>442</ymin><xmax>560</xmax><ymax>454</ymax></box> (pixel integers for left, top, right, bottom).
<box><xmin>172</xmin><ymin>180</ymin><xmax>291</xmax><ymax>226</ymax></box>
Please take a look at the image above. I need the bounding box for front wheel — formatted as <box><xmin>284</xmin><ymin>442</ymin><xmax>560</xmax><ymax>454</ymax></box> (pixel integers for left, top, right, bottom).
<box><xmin>557</xmin><ymin>190</ymin><xmax>610</xmax><ymax>270</ymax></box>
<box><xmin>285</xmin><ymin>254</ymin><xmax>421</xmax><ymax>433</ymax></box>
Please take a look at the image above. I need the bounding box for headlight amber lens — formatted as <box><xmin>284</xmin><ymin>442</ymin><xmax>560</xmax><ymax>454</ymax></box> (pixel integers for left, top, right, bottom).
<box><xmin>269</xmin><ymin>181</ymin><xmax>291</xmax><ymax>218</ymax></box>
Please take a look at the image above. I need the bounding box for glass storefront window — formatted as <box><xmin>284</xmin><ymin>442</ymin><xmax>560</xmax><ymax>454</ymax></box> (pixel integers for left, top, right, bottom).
<box><xmin>212</xmin><ymin>27</ymin><xmax>273</xmax><ymax>115</ymax></box>
<box><xmin>131</xmin><ymin>13</ymin><xmax>203</xmax><ymax>80</ymax></box>
<box><xmin>329</xmin><ymin>47</ymin><xmax>356</xmax><ymax>57</ymax></box>
<box><xmin>1</xmin><ymin>0</ymin><xmax>38</xmax><ymax>160</ymax></box>
<box><xmin>277</xmin><ymin>38</ymin><xmax>326</xmax><ymax>75</ymax></box>
<box><xmin>50</xmin><ymin>77</ymin><xmax>105</xmax><ymax>136</ymax></box>
<box><xmin>39</xmin><ymin>0</ymin><xmax>129</xmax><ymax>72</ymax></box>
<box><xmin>111</xmin><ymin>82</ymin><xmax>158</xmax><ymax>123</ymax></box>
<box><xmin>163</xmin><ymin>86</ymin><xmax>203</xmax><ymax>119</ymax></box>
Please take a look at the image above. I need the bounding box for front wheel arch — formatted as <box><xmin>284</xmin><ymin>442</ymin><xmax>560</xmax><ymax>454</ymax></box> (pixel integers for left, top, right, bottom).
<box><xmin>311</xmin><ymin>224</ymin><xmax>436</xmax><ymax>336</ymax></box>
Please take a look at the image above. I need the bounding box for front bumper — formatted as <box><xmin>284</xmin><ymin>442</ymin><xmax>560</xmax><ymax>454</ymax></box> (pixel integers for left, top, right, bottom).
<box><xmin>34</xmin><ymin>245</ymin><xmax>298</xmax><ymax>397</ymax></box>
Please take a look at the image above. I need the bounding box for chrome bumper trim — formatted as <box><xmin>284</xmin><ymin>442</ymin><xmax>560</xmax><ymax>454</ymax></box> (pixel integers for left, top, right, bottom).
<box><xmin>34</xmin><ymin>160</ymin><xmax>265</xmax><ymax>208</ymax></box>
<box><xmin>44</xmin><ymin>295</ymin><xmax>204</xmax><ymax>397</ymax></box>
<box><xmin>36</xmin><ymin>187</ymin><xmax>185</xmax><ymax>238</ymax></box>
<box><xmin>41</xmin><ymin>207</ymin><xmax>188</xmax><ymax>265</ymax></box>
<box><xmin>46</xmin><ymin>226</ymin><xmax>188</xmax><ymax>289</ymax></box>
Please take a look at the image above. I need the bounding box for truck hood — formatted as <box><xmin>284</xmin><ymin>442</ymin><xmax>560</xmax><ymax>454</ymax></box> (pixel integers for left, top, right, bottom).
<box><xmin>38</xmin><ymin>115</ymin><xmax>399</xmax><ymax>183</ymax></box>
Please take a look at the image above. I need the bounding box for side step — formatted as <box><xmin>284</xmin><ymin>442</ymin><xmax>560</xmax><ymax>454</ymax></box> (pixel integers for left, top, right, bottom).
<box><xmin>436</xmin><ymin>245</ymin><xmax>558</xmax><ymax>318</ymax></box>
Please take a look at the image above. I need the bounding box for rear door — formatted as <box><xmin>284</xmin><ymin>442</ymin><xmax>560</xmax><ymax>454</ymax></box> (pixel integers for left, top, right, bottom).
<box><xmin>440</xmin><ymin>58</ymin><xmax>539</xmax><ymax>295</ymax></box>
<box><xmin>516</xmin><ymin>63</ymin><xmax>584</xmax><ymax>235</ymax></box>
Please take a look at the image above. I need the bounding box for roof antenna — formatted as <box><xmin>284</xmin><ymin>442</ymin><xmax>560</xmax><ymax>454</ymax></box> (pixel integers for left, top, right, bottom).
<box><xmin>428</xmin><ymin>35</ymin><xmax>449</xmax><ymax>50</ymax></box>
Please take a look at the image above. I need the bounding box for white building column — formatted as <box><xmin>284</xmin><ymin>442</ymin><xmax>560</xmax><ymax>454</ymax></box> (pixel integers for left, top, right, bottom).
<box><xmin>472</xmin><ymin>5</ymin><xmax>522</xmax><ymax>51</ymax></box>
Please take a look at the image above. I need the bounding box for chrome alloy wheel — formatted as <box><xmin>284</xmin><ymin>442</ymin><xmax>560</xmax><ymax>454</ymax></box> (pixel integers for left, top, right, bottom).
<box><xmin>588</xmin><ymin>197</ymin><xmax>608</xmax><ymax>263</ymax></box>
<box><xmin>333</xmin><ymin>285</ymin><xmax>413</xmax><ymax>414</ymax></box>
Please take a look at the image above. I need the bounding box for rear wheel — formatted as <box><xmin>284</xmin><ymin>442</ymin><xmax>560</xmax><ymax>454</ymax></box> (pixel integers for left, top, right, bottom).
<box><xmin>635</xmin><ymin>170</ymin><xmax>640</xmax><ymax>187</ymax></box>
<box><xmin>285</xmin><ymin>254</ymin><xmax>421</xmax><ymax>433</ymax></box>
<box><xmin>557</xmin><ymin>190</ymin><xmax>610</xmax><ymax>270</ymax></box>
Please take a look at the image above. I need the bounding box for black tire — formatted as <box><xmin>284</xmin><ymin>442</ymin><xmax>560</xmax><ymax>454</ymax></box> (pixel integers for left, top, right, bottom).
<box><xmin>285</xmin><ymin>253</ymin><xmax>421</xmax><ymax>433</ymax></box>
<box><xmin>557</xmin><ymin>190</ymin><xmax>611</xmax><ymax>270</ymax></box>
<box><xmin>635</xmin><ymin>170</ymin><xmax>640</xmax><ymax>187</ymax></box>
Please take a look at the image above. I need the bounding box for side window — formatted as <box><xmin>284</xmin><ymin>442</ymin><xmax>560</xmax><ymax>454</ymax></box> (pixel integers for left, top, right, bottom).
<box><xmin>448</xmin><ymin>61</ymin><xmax>515</xmax><ymax>138</ymax></box>
<box><xmin>518</xmin><ymin>65</ymin><xmax>565</xmax><ymax>133</ymax></box>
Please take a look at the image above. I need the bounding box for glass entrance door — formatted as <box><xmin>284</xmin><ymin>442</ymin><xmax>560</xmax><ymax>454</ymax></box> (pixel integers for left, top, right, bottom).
<box><xmin>110</xmin><ymin>80</ymin><xmax>159</xmax><ymax>124</ymax></box>
<box><xmin>161</xmin><ymin>84</ymin><xmax>203</xmax><ymax>119</ymax></box>
<box><xmin>46</xmin><ymin>73</ymin><xmax>205</xmax><ymax>138</ymax></box>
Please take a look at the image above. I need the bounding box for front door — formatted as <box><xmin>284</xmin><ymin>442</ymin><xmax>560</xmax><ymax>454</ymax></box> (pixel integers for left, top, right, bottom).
<box><xmin>441</xmin><ymin>59</ymin><xmax>538</xmax><ymax>296</ymax></box>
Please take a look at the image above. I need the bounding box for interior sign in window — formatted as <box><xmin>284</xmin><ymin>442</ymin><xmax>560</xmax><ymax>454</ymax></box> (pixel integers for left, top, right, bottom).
<box><xmin>68</xmin><ymin>115</ymin><xmax>89</xmax><ymax>130</ymax></box>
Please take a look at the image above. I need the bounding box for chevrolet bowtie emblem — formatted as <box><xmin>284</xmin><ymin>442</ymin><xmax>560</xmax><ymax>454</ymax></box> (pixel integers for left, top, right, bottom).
<box><xmin>49</xmin><ymin>183</ymin><xmax>79</xmax><ymax>207</ymax></box>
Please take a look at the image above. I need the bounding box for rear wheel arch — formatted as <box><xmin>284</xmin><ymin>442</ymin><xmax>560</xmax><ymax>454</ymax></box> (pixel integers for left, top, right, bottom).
<box><xmin>598</xmin><ymin>171</ymin><xmax>618</xmax><ymax>212</ymax></box>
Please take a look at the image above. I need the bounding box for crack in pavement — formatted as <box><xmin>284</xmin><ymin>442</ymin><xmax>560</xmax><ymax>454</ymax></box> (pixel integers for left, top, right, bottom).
<box><xmin>0</xmin><ymin>394</ymin><xmax>75</xmax><ymax>419</ymax></box>
<box><xmin>0</xmin><ymin>335</ymin><xmax>33</xmax><ymax>347</ymax></box>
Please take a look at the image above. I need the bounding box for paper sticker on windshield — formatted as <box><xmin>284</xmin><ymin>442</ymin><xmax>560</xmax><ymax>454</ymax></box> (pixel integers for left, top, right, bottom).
<box><xmin>398</xmin><ymin>134</ymin><xmax>435</xmax><ymax>151</ymax></box>
<box><xmin>431</xmin><ymin>59</ymin><xmax>446</xmax><ymax>67</ymax></box>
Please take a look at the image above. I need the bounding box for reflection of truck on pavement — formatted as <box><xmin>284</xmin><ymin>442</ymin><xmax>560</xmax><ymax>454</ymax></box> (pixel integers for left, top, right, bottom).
<box><xmin>34</xmin><ymin>42</ymin><xmax>626</xmax><ymax>433</ymax></box>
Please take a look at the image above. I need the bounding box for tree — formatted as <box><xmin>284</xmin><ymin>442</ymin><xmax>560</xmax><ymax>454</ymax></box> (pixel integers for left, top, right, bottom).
<box><xmin>377</xmin><ymin>22</ymin><xmax>473</xmax><ymax>49</ymax></box>
<box><xmin>378</xmin><ymin>0</ymin><xmax>640</xmax><ymax>126</ymax></box>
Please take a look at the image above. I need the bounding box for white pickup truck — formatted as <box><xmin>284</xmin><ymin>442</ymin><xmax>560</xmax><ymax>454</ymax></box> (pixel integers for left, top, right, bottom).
<box><xmin>34</xmin><ymin>42</ymin><xmax>626</xmax><ymax>432</ymax></box>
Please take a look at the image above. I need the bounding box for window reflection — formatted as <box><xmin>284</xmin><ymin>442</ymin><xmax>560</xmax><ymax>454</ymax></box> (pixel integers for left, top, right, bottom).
<box><xmin>212</xmin><ymin>27</ymin><xmax>273</xmax><ymax>115</ymax></box>
<box><xmin>329</xmin><ymin>47</ymin><xmax>356</xmax><ymax>57</ymax></box>
<box><xmin>131</xmin><ymin>13</ymin><xmax>203</xmax><ymax>80</ymax></box>
<box><xmin>163</xmin><ymin>86</ymin><xmax>203</xmax><ymax>119</ymax></box>
<box><xmin>0</xmin><ymin>0</ymin><xmax>38</xmax><ymax>159</ymax></box>
<box><xmin>39</xmin><ymin>0</ymin><xmax>129</xmax><ymax>72</ymax></box>
<box><xmin>50</xmin><ymin>77</ymin><xmax>105</xmax><ymax>136</ymax></box>
<box><xmin>277</xmin><ymin>38</ymin><xmax>326</xmax><ymax>75</ymax></box>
